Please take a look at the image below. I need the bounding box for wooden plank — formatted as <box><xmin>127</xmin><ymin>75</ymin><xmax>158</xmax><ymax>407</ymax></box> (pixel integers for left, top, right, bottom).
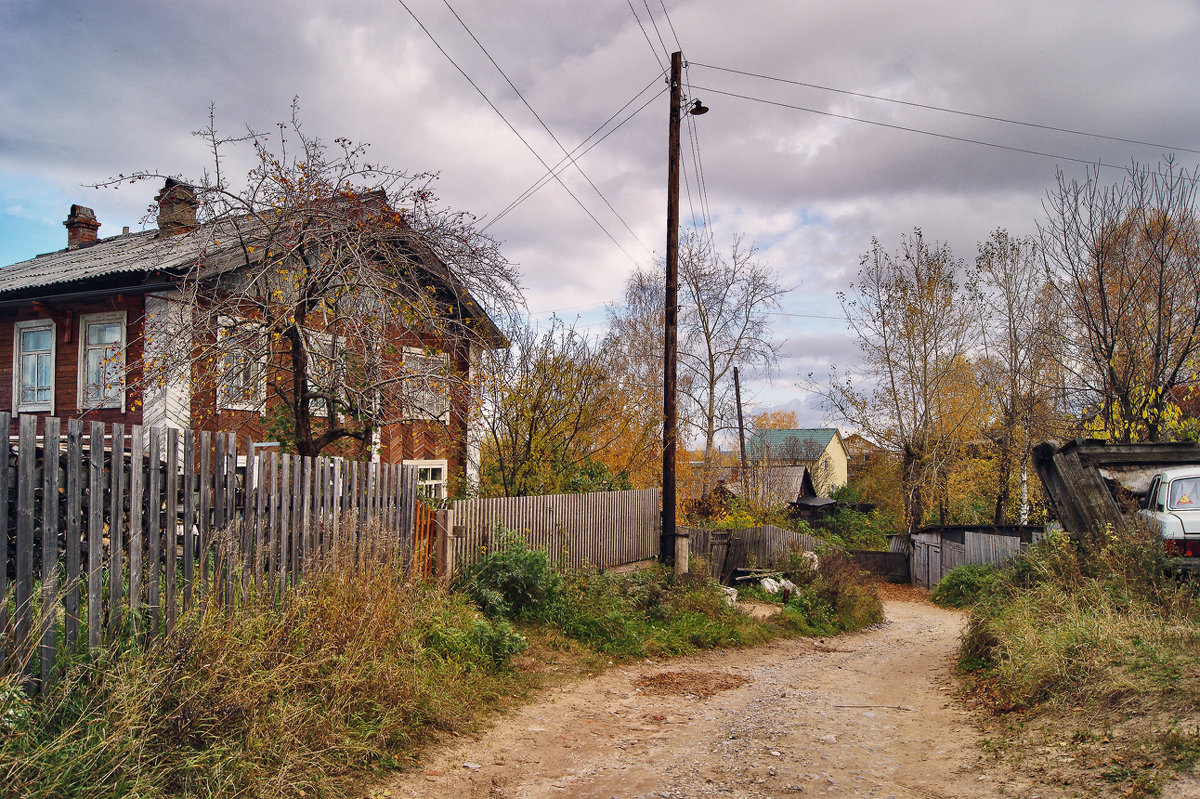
<box><xmin>87</xmin><ymin>422</ymin><xmax>105</xmax><ymax>650</ymax></box>
<box><xmin>255</xmin><ymin>453</ymin><xmax>268</xmax><ymax>592</ymax></box>
<box><xmin>267</xmin><ymin>453</ymin><xmax>278</xmax><ymax>595</ymax></box>
<box><xmin>39</xmin><ymin>416</ymin><xmax>60</xmax><ymax>691</ymax></box>
<box><xmin>128</xmin><ymin>425</ymin><xmax>144</xmax><ymax>624</ymax></box>
<box><xmin>278</xmin><ymin>453</ymin><xmax>291</xmax><ymax>591</ymax></box>
<box><xmin>198</xmin><ymin>430</ymin><xmax>211</xmax><ymax>603</ymax></box>
<box><xmin>182</xmin><ymin>429</ymin><xmax>195</xmax><ymax>612</ymax></box>
<box><xmin>108</xmin><ymin>423</ymin><xmax>125</xmax><ymax>626</ymax></box>
<box><xmin>0</xmin><ymin>413</ymin><xmax>9</xmax><ymax>666</ymax></box>
<box><xmin>301</xmin><ymin>456</ymin><xmax>313</xmax><ymax>572</ymax></box>
<box><xmin>15</xmin><ymin>414</ymin><xmax>36</xmax><ymax>667</ymax></box>
<box><xmin>146</xmin><ymin>427</ymin><xmax>161</xmax><ymax>635</ymax></box>
<box><xmin>243</xmin><ymin>449</ymin><xmax>258</xmax><ymax>599</ymax></box>
<box><xmin>291</xmin><ymin>455</ymin><xmax>302</xmax><ymax>579</ymax></box>
<box><xmin>164</xmin><ymin>428</ymin><xmax>179</xmax><ymax>632</ymax></box>
<box><xmin>64</xmin><ymin>420</ymin><xmax>82</xmax><ymax>651</ymax></box>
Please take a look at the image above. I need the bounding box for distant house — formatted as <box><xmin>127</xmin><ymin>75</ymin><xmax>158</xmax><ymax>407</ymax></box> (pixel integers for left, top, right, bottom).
<box><xmin>0</xmin><ymin>180</ymin><xmax>504</xmax><ymax>499</ymax></box>
<box><xmin>747</xmin><ymin>427</ymin><xmax>848</xmax><ymax>497</ymax></box>
<box><xmin>843</xmin><ymin>432</ymin><xmax>885</xmax><ymax>481</ymax></box>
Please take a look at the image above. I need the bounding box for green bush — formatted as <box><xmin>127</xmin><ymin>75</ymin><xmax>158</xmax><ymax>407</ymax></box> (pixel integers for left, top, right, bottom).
<box><xmin>931</xmin><ymin>564</ymin><xmax>1001</xmax><ymax>608</ymax></box>
<box><xmin>458</xmin><ymin>530</ymin><xmax>565</xmax><ymax>621</ymax></box>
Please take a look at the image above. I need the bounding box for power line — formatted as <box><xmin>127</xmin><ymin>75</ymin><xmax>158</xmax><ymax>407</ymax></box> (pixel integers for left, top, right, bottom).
<box><xmin>442</xmin><ymin>0</ymin><xmax>651</xmax><ymax>256</ymax></box>
<box><xmin>657</xmin><ymin>0</ymin><xmax>683</xmax><ymax>52</ymax></box>
<box><xmin>689</xmin><ymin>84</ymin><xmax>1137</xmax><ymax>172</ymax></box>
<box><xmin>395</xmin><ymin>0</ymin><xmax>641</xmax><ymax>266</ymax></box>
<box><xmin>484</xmin><ymin>79</ymin><xmax>666</xmax><ymax>230</ymax></box>
<box><xmin>640</xmin><ymin>0</ymin><xmax>673</xmax><ymax>63</ymax></box>
<box><xmin>690</xmin><ymin>62</ymin><xmax>1200</xmax><ymax>157</ymax></box>
<box><xmin>626</xmin><ymin>0</ymin><xmax>665</xmax><ymax>72</ymax></box>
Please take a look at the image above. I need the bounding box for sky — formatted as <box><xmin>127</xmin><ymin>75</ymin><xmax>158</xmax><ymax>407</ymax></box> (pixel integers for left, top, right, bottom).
<box><xmin>2</xmin><ymin>0</ymin><xmax>1199</xmax><ymax>437</ymax></box>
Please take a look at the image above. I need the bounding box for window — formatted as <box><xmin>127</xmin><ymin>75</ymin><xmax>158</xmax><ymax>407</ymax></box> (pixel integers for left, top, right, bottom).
<box><xmin>78</xmin><ymin>312</ymin><xmax>126</xmax><ymax>410</ymax></box>
<box><xmin>303</xmin><ymin>329</ymin><xmax>340</xmax><ymax>418</ymax></box>
<box><xmin>1169</xmin><ymin>477</ymin><xmax>1200</xmax><ymax>510</ymax></box>
<box><xmin>406</xmin><ymin>459</ymin><xmax>448</xmax><ymax>501</ymax></box>
<box><xmin>13</xmin><ymin>319</ymin><xmax>55</xmax><ymax>413</ymax></box>
<box><xmin>217</xmin><ymin>317</ymin><xmax>266</xmax><ymax>411</ymax></box>
<box><xmin>403</xmin><ymin>348</ymin><xmax>450</xmax><ymax>422</ymax></box>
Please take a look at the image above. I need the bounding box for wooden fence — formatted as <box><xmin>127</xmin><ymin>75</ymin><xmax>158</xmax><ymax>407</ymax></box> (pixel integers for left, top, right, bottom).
<box><xmin>451</xmin><ymin>488</ymin><xmax>660</xmax><ymax>571</ymax></box>
<box><xmin>1</xmin><ymin>413</ymin><xmax>424</xmax><ymax>689</ymax></box>
<box><xmin>685</xmin><ymin>524</ymin><xmax>822</xmax><ymax>578</ymax></box>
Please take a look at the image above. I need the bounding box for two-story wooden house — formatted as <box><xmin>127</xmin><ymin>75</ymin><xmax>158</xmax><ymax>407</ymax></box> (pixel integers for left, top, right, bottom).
<box><xmin>0</xmin><ymin>180</ymin><xmax>506</xmax><ymax>499</ymax></box>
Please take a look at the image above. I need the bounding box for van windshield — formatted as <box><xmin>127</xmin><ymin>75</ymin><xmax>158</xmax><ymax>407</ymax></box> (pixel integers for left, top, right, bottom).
<box><xmin>1169</xmin><ymin>477</ymin><xmax>1200</xmax><ymax>510</ymax></box>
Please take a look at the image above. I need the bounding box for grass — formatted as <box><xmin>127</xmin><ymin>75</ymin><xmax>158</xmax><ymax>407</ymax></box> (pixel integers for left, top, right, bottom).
<box><xmin>1</xmin><ymin>530</ymin><xmax>883</xmax><ymax>799</ymax></box>
<box><xmin>957</xmin><ymin>523</ymin><xmax>1200</xmax><ymax>796</ymax></box>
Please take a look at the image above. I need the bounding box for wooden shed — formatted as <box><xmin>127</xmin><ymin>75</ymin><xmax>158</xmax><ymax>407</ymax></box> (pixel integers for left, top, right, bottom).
<box><xmin>906</xmin><ymin>524</ymin><xmax>1042</xmax><ymax>589</ymax></box>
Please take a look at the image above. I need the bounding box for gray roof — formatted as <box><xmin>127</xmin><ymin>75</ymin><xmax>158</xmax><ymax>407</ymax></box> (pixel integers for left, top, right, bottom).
<box><xmin>0</xmin><ymin>229</ymin><xmax>204</xmax><ymax>295</ymax></box>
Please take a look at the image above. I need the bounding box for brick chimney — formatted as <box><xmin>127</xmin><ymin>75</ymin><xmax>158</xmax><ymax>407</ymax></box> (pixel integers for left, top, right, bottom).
<box><xmin>64</xmin><ymin>204</ymin><xmax>100</xmax><ymax>249</ymax></box>
<box><xmin>155</xmin><ymin>178</ymin><xmax>199</xmax><ymax>236</ymax></box>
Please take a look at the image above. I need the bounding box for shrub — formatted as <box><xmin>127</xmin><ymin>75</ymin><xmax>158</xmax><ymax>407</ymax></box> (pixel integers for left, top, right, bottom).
<box><xmin>931</xmin><ymin>564</ymin><xmax>1001</xmax><ymax>609</ymax></box>
<box><xmin>458</xmin><ymin>530</ymin><xmax>565</xmax><ymax>622</ymax></box>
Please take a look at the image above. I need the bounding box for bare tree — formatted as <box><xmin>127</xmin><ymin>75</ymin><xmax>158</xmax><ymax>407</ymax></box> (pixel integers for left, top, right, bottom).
<box><xmin>976</xmin><ymin>229</ymin><xmax>1066</xmax><ymax>523</ymax></box>
<box><xmin>823</xmin><ymin>230</ymin><xmax>981</xmax><ymax>531</ymax></box>
<box><xmin>677</xmin><ymin>232</ymin><xmax>789</xmax><ymax>464</ymax></box>
<box><xmin>1040</xmin><ymin>157</ymin><xmax>1200</xmax><ymax>442</ymax></box>
<box><xmin>107</xmin><ymin>104</ymin><xmax>521</xmax><ymax>457</ymax></box>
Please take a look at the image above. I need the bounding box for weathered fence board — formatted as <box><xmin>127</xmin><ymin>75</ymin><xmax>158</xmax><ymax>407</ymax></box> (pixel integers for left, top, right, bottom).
<box><xmin>451</xmin><ymin>489</ymin><xmax>660</xmax><ymax>571</ymax></box>
<box><xmin>2</xmin><ymin>415</ymin><xmax>423</xmax><ymax>688</ymax></box>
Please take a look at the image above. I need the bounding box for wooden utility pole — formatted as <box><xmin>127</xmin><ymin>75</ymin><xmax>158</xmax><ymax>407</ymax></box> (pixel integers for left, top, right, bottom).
<box><xmin>662</xmin><ymin>51</ymin><xmax>682</xmax><ymax>566</ymax></box>
<box><xmin>734</xmin><ymin>366</ymin><xmax>747</xmax><ymax>469</ymax></box>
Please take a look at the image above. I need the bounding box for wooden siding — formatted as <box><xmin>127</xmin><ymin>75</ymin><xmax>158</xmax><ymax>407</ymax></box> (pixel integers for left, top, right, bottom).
<box><xmin>0</xmin><ymin>294</ymin><xmax>146</xmax><ymax>425</ymax></box>
<box><xmin>451</xmin><ymin>489</ymin><xmax>660</xmax><ymax>571</ymax></box>
<box><xmin>909</xmin><ymin>527</ymin><xmax>1041</xmax><ymax>588</ymax></box>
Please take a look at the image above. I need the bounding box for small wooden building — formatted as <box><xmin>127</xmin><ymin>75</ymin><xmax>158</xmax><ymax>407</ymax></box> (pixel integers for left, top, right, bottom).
<box><xmin>904</xmin><ymin>524</ymin><xmax>1042</xmax><ymax>589</ymax></box>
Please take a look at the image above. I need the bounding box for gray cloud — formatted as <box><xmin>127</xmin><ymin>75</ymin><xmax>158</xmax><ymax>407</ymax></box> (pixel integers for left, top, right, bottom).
<box><xmin>3</xmin><ymin>0</ymin><xmax>1198</xmax><ymax>421</ymax></box>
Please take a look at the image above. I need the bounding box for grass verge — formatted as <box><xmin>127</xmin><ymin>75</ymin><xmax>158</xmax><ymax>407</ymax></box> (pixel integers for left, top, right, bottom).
<box><xmin>955</xmin><ymin>523</ymin><xmax>1200</xmax><ymax>797</ymax></box>
<box><xmin>2</xmin><ymin>533</ymin><xmax>881</xmax><ymax>798</ymax></box>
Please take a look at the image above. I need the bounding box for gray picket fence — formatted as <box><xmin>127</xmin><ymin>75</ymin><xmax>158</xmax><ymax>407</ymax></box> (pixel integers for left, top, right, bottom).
<box><xmin>1</xmin><ymin>413</ymin><xmax>422</xmax><ymax>690</ymax></box>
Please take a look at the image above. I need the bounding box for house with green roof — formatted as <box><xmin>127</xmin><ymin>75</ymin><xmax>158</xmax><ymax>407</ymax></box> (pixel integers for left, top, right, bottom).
<box><xmin>746</xmin><ymin>427</ymin><xmax>848</xmax><ymax>496</ymax></box>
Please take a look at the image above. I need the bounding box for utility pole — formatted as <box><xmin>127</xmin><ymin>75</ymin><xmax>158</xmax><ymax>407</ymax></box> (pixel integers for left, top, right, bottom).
<box><xmin>661</xmin><ymin>50</ymin><xmax>682</xmax><ymax>566</ymax></box>
<box><xmin>734</xmin><ymin>366</ymin><xmax>747</xmax><ymax>481</ymax></box>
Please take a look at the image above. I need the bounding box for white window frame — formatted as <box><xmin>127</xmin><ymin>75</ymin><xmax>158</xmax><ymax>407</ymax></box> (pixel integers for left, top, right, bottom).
<box><xmin>216</xmin><ymin>316</ymin><xmax>268</xmax><ymax>412</ymax></box>
<box><xmin>13</xmin><ymin>319</ymin><xmax>56</xmax><ymax>414</ymax></box>
<box><xmin>405</xmin><ymin>458</ymin><xmax>448</xmax><ymax>501</ymax></box>
<box><xmin>78</xmin><ymin>311</ymin><xmax>126</xmax><ymax>411</ymax></box>
<box><xmin>402</xmin><ymin>347</ymin><xmax>451</xmax><ymax>423</ymax></box>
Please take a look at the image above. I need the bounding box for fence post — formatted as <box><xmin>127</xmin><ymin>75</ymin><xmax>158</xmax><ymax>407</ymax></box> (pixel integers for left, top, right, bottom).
<box><xmin>434</xmin><ymin>509</ymin><xmax>456</xmax><ymax>586</ymax></box>
<box><xmin>674</xmin><ymin>529</ymin><xmax>689</xmax><ymax>576</ymax></box>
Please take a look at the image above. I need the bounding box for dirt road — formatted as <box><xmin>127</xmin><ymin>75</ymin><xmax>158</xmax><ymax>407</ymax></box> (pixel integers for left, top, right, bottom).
<box><xmin>380</xmin><ymin>599</ymin><xmax>1062</xmax><ymax>798</ymax></box>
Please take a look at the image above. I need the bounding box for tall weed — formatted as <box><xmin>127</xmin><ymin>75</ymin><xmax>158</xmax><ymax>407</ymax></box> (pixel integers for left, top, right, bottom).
<box><xmin>0</xmin><ymin>543</ymin><xmax>527</xmax><ymax>798</ymax></box>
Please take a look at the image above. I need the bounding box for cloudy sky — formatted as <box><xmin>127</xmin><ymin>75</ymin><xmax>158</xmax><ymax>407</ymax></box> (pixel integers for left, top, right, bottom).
<box><xmin>2</xmin><ymin>1</ymin><xmax>1199</xmax><ymax>431</ymax></box>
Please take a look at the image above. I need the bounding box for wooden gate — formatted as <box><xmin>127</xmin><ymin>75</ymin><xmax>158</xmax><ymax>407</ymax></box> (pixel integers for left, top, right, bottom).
<box><xmin>411</xmin><ymin>502</ymin><xmax>436</xmax><ymax>579</ymax></box>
